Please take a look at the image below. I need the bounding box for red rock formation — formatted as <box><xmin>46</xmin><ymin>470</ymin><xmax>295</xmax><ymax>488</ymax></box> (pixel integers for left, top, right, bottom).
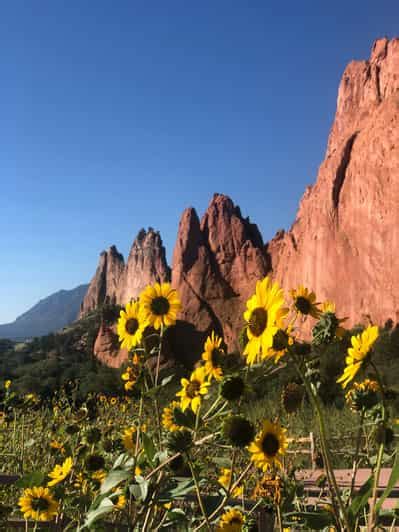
<box><xmin>117</xmin><ymin>228</ymin><xmax>170</xmax><ymax>304</ymax></box>
<box><xmin>93</xmin><ymin>322</ymin><xmax>128</xmax><ymax>368</ymax></box>
<box><xmin>172</xmin><ymin>193</ymin><xmax>270</xmax><ymax>353</ymax></box>
<box><xmin>80</xmin><ymin>229</ymin><xmax>170</xmax><ymax>318</ymax></box>
<box><xmin>79</xmin><ymin>246</ymin><xmax>124</xmax><ymax>317</ymax></box>
<box><xmin>268</xmin><ymin>38</ymin><xmax>399</xmax><ymax>327</ymax></box>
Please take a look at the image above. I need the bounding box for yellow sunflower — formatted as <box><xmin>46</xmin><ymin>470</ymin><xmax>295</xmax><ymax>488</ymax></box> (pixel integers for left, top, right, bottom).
<box><xmin>218</xmin><ymin>468</ymin><xmax>243</xmax><ymax>498</ymax></box>
<box><xmin>18</xmin><ymin>486</ymin><xmax>58</xmax><ymax>522</ymax></box>
<box><xmin>248</xmin><ymin>420</ymin><xmax>288</xmax><ymax>471</ymax></box>
<box><xmin>47</xmin><ymin>456</ymin><xmax>73</xmax><ymax>487</ymax></box>
<box><xmin>320</xmin><ymin>300</ymin><xmax>347</xmax><ymax>338</ymax></box>
<box><xmin>337</xmin><ymin>325</ymin><xmax>379</xmax><ymax>388</ymax></box>
<box><xmin>122</xmin><ymin>427</ymin><xmax>136</xmax><ymax>452</ymax></box>
<box><xmin>117</xmin><ymin>300</ymin><xmax>146</xmax><ymax>350</ymax></box>
<box><xmin>162</xmin><ymin>401</ymin><xmax>183</xmax><ymax>432</ymax></box>
<box><xmin>201</xmin><ymin>331</ymin><xmax>224</xmax><ymax>381</ymax></box>
<box><xmin>121</xmin><ymin>365</ymin><xmax>140</xmax><ymax>391</ymax></box>
<box><xmin>139</xmin><ymin>282</ymin><xmax>181</xmax><ymax>330</ymax></box>
<box><xmin>115</xmin><ymin>494</ymin><xmax>126</xmax><ymax>510</ymax></box>
<box><xmin>243</xmin><ymin>276</ymin><xmax>288</xmax><ymax>365</ymax></box>
<box><xmin>217</xmin><ymin>508</ymin><xmax>245</xmax><ymax>531</ymax></box>
<box><xmin>290</xmin><ymin>286</ymin><xmax>320</xmax><ymax>319</ymax></box>
<box><xmin>266</xmin><ymin>326</ymin><xmax>294</xmax><ymax>363</ymax></box>
<box><xmin>176</xmin><ymin>366</ymin><xmax>210</xmax><ymax>413</ymax></box>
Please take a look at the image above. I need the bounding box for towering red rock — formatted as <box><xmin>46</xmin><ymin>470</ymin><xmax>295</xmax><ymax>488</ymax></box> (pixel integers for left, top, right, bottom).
<box><xmin>80</xmin><ymin>228</ymin><xmax>170</xmax><ymax>318</ymax></box>
<box><xmin>117</xmin><ymin>228</ymin><xmax>170</xmax><ymax>304</ymax></box>
<box><xmin>268</xmin><ymin>37</ymin><xmax>399</xmax><ymax>326</ymax></box>
<box><xmin>79</xmin><ymin>245</ymin><xmax>124</xmax><ymax>317</ymax></box>
<box><xmin>172</xmin><ymin>193</ymin><xmax>269</xmax><ymax>352</ymax></box>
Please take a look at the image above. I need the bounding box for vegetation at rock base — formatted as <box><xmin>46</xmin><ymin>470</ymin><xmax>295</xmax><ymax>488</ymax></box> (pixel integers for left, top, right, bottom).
<box><xmin>1</xmin><ymin>281</ymin><xmax>399</xmax><ymax>530</ymax></box>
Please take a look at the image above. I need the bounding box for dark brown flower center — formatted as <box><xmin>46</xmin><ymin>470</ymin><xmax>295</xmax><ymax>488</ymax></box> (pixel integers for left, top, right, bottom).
<box><xmin>261</xmin><ymin>433</ymin><xmax>280</xmax><ymax>457</ymax></box>
<box><xmin>210</xmin><ymin>348</ymin><xmax>223</xmax><ymax>366</ymax></box>
<box><xmin>125</xmin><ymin>318</ymin><xmax>139</xmax><ymax>335</ymax></box>
<box><xmin>186</xmin><ymin>380</ymin><xmax>201</xmax><ymax>398</ymax></box>
<box><xmin>248</xmin><ymin>308</ymin><xmax>268</xmax><ymax>336</ymax></box>
<box><xmin>230</xmin><ymin>516</ymin><xmax>242</xmax><ymax>524</ymax></box>
<box><xmin>150</xmin><ymin>296</ymin><xmax>170</xmax><ymax>316</ymax></box>
<box><xmin>295</xmin><ymin>296</ymin><xmax>311</xmax><ymax>315</ymax></box>
<box><xmin>272</xmin><ymin>329</ymin><xmax>289</xmax><ymax>351</ymax></box>
<box><xmin>32</xmin><ymin>497</ymin><xmax>50</xmax><ymax>512</ymax></box>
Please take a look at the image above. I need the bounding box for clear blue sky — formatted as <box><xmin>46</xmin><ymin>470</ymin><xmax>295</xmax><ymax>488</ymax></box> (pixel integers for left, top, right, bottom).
<box><xmin>1</xmin><ymin>1</ymin><xmax>398</xmax><ymax>323</ymax></box>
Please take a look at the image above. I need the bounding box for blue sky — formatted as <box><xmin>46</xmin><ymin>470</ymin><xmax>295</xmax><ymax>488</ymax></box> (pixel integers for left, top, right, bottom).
<box><xmin>1</xmin><ymin>1</ymin><xmax>399</xmax><ymax>323</ymax></box>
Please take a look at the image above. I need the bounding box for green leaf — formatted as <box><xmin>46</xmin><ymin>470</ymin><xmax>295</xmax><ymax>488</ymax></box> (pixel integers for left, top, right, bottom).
<box><xmin>348</xmin><ymin>474</ymin><xmax>373</xmax><ymax>524</ymax></box>
<box><xmin>376</xmin><ymin>447</ymin><xmax>399</xmax><ymax>513</ymax></box>
<box><xmin>167</xmin><ymin>478</ymin><xmax>196</xmax><ymax>498</ymax></box>
<box><xmin>81</xmin><ymin>496</ymin><xmax>114</xmax><ymax>529</ymax></box>
<box><xmin>100</xmin><ymin>469</ymin><xmax>130</xmax><ymax>494</ymax></box>
<box><xmin>142</xmin><ymin>432</ymin><xmax>156</xmax><ymax>464</ymax></box>
<box><xmin>286</xmin><ymin>511</ymin><xmax>334</xmax><ymax>530</ymax></box>
<box><xmin>15</xmin><ymin>471</ymin><xmax>46</xmax><ymax>488</ymax></box>
<box><xmin>161</xmin><ymin>375</ymin><xmax>175</xmax><ymax>386</ymax></box>
<box><xmin>129</xmin><ymin>477</ymin><xmax>149</xmax><ymax>502</ymax></box>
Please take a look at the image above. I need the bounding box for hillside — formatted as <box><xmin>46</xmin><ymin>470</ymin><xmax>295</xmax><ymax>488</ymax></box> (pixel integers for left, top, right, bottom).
<box><xmin>0</xmin><ymin>284</ymin><xmax>88</xmax><ymax>340</ymax></box>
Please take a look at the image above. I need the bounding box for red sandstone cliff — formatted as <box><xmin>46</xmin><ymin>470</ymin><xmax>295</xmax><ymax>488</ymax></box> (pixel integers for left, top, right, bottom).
<box><xmin>85</xmin><ymin>37</ymin><xmax>399</xmax><ymax>367</ymax></box>
<box><xmin>79</xmin><ymin>245</ymin><xmax>124</xmax><ymax>317</ymax></box>
<box><xmin>80</xmin><ymin>229</ymin><xmax>170</xmax><ymax>318</ymax></box>
<box><xmin>117</xmin><ymin>228</ymin><xmax>170</xmax><ymax>305</ymax></box>
<box><xmin>172</xmin><ymin>193</ymin><xmax>270</xmax><ymax>351</ymax></box>
<box><xmin>267</xmin><ymin>37</ymin><xmax>399</xmax><ymax>326</ymax></box>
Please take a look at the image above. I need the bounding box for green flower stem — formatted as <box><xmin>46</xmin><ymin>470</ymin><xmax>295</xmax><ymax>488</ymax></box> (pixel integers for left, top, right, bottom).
<box><xmin>188</xmin><ymin>458</ymin><xmax>212</xmax><ymax>531</ymax></box>
<box><xmin>369</xmin><ymin>442</ymin><xmax>384</xmax><ymax>530</ymax></box>
<box><xmin>290</xmin><ymin>351</ymin><xmax>351</xmax><ymax>531</ymax></box>
<box><xmin>204</xmin><ymin>401</ymin><xmax>229</xmax><ymax>423</ymax></box>
<box><xmin>193</xmin><ymin>461</ymin><xmax>253</xmax><ymax>532</ymax></box>
<box><xmin>202</xmin><ymin>394</ymin><xmax>222</xmax><ymax>419</ymax></box>
<box><xmin>348</xmin><ymin>411</ymin><xmax>365</xmax><ymax>504</ymax></box>
<box><xmin>368</xmin><ymin>361</ymin><xmax>387</xmax><ymax>530</ymax></box>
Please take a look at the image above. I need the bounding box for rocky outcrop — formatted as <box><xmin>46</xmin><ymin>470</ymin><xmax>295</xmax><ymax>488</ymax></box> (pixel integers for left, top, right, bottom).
<box><xmin>267</xmin><ymin>38</ymin><xmax>399</xmax><ymax>327</ymax></box>
<box><xmin>93</xmin><ymin>322</ymin><xmax>128</xmax><ymax>368</ymax></box>
<box><xmin>80</xmin><ymin>246</ymin><xmax>125</xmax><ymax>317</ymax></box>
<box><xmin>117</xmin><ymin>228</ymin><xmax>170</xmax><ymax>304</ymax></box>
<box><xmin>172</xmin><ymin>193</ymin><xmax>270</xmax><ymax>353</ymax></box>
<box><xmin>80</xmin><ymin>229</ymin><xmax>170</xmax><ymax>318</ymax></box>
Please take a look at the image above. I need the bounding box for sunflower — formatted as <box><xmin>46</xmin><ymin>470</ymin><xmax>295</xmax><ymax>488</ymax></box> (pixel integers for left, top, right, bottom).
<box><xmin>122</xmin><ymin>427</ymin><xmax>136</xmax><ymax>452</ymax></box>
<box><xmin>345</xmin><ymin>379</ymin><xmax>380</xmax><ymax>412</ymax></box>
<box><xmin>267</xmin><ymin>326</ymin><xmax>294</xmax><ymax>363</ymax></box>
<box><xmin>176</xmin><ymin>366</ymin><xmax>210</xmax><ymax>413</ymax></box>
<box><xmin>47</xmin><ymin>456</ymin><xmax>73</xmax><ymax>487</ymax></box>
<box><xmin>121</xmin><ymin>365</ymin><xmax>140</xmax><ymax>391</ymax></box>
<box><xmin>336</xmin><ymin>325</ymin><xmax>379</xmax><ymax>388</ymax></box>
<box><xmin>18</xmin><ymin>486</ymin><xmax>58</xmax><ymax>522</ymax></box>
<box><xmin>202</xmin><ymin>331</ymin><xmax>224</xmax><ymax>380</ymax></box>
<box><xmin>162</xmin><ymin>401</ymin><xmax>183</xmax><ymax>432</ymax></box>
<box><xmin>217</xmin><ymin>508</ymin><xmax>245</xmax><ymax>531</ymax></box>
<box><xmin>243</xmin><ymin>276</ymin><xmax>288</xmax><ymax>365</ymax></box>
<box><xmin>117</xmin><ymin>300</ymin><xmax>146</xmax><ymax>350</ymax></box>
<box><xmin>248</xmin><ymin>420</ymin><xmax>288</xmax><ymax>471</ymax></box>
<box><xmin>139</xmin><ymin>282</ymin><xmax>181</xmax><ymax>330</ymax></box>
<box><xmin>115</xmin><ymin>494</ymin><xmax>126</xmax><ymax>510</ymax></box>
<box><xmin>290</xmin><ymin>286</ymin><xmax>320</xmax><ymax>319</ymax></box>
<box><xmin>218</xmin><ymin>468</ymin><xmax>243</xmax><ymax>498</ymax></box>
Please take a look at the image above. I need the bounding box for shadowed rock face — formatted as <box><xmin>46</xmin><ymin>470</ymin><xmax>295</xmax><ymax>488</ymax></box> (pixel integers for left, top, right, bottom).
<box><xmin>172</xmin><ymin>193</ymin><xmax>270</xmax><ymax>355</ymax></box>
<box><xmin>267</xmin><ymin>38</ymin><xmax>399</xmax><ymax>327</ymax></box>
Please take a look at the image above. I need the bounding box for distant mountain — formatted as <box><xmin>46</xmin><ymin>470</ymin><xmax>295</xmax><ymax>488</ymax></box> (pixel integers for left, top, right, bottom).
<box><xmin>0</xmin><ymin>284</ymin><xmax>89</xmax><ymax>340</ymax></box>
